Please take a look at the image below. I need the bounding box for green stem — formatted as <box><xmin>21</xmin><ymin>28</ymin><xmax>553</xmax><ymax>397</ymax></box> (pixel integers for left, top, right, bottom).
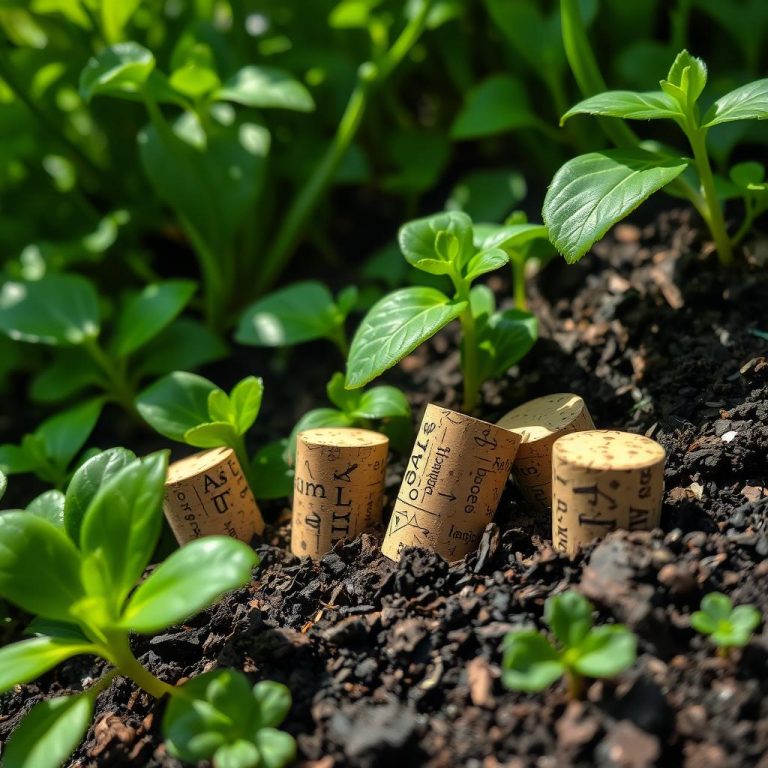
<box><xmin>103</xmin><ymin>634</ymin><xmax>176</xmax><ymax>699</ymax></box>
<box><xmin>511</xmin><ymin>255</ymin><xmax>528</xmax><ymax>311</ymax></box>
<box><xmin>256</xmin><ymin>1</ymin><xmax>433</xmax><ymax>293</ymax></box>
<box><xmin>565</xmin><ymin>669</ymin><xmax>585</xmax><ymax>699</ymax></box>
<box><xmin>687</xmin><ymin>128</ymin><xmax>733</xmax><ymax>266</ymax></box>
<box><xmin>83</xmin><ymin>340</ymin><xmax>137</xmax><ymax>415</ymax></box>
<box><xmin>451</xmin><ymin>274</ymin><xmax>480</xmax><ymax>413</ymax></box>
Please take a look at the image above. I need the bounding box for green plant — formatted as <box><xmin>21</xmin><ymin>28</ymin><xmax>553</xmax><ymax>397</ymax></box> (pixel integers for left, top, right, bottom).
<box><xmin>502</xmin><ymin>590</ymin><xmax>636</xmax><ymax>699</ymax></box>
<box><xmin>345</xmin><ymin>211</ymin><xmax>539</xmax><ymax>412</ymax></box>
<box><xmin>550</xmin><ymin>2</ymin><xmax>768</xmax><ymax>266</ymax></box>
<box><xmin>0</xmin><ymin>449</ymin><xmax>292</xmax><ymax>768</ymax></box>
<box><xmin>691</xmin><ymin>592</ymin><xmax>761</xmax><ymax>658</ymax></box>
<box><xmin>236</xmin><ymin>281</ymin><xmax>358</xmax><ymax>356</ymax></box>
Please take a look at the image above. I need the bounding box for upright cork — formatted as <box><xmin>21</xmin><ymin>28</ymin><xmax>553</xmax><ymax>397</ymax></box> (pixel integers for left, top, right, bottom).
<box><xmin>291</xmin><ymin>427</ymin><xmax>388</xmax><ymax>560</ymax></box>
<box><xmin>381</xmin><ymin>403</ymin><xmax>521</xmax><ymax>562</ymax></box>
<box><xmin>163</xmin><ymin>447</ymin><xmax>264</xmax><ymax>545</ymax></box>
<box><xmin>552</xmin><ymin>429</ymin><xmax>665</xmax><ymax>556</ymax></box>
<box><xmin>497</xmin><ymin>393</ymin><xmax>594</xmax><ymax>512</ymax></box>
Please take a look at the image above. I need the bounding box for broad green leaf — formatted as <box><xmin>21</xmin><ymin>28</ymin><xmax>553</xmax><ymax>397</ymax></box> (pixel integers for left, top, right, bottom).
<box><xmin>207</xmin><ymin>390</ymin><xmax>233</xmax><ymax>424</ymax></box>
<box><xmin>252</xmin><ymin>681</ymin><xmax>292</xmax><ymax>729</ymax></box>
<box><xmin>663</xmin><ymin>50</ymin><xmax>707</xmax><ymax>104</ymax></box>
<box><xmin>452</xmin><ymin>75</ymin><xmax>536</xmax><ymax>139</ymax></box>
<box><xmin>170</xmin><ymin>44</ymin><xmax>220</xmax><ymax>99</ymax></box>
<box><xmin>336</xmin><ymin>286</ymin><xmax>358</xmax><ymax>317</ymax></box>
<box><xmin>101</xmin><ymin>0</ymin><xmax>142</xmax><ymax>44</ymax></box>
<box><xmin>121</xmin><ymin>537</ymin><xmax>258</xmax><ymax>633</ymax></box>
<box><xmin>327</xmin><ymin>372</ymin><xmax>362</xmax><ymax>413</ymax></box>
<box><xmin>329</xmin><ymin>0</ymin><xmax>381</xmax><ymax>28</ymax></box>
<box><xmin>690</xmin><ymin>610</ymin><xmax>717</xmax><ymax>635</ymax></box>
<box><xmin>446</xmin><ymin>169</ymin><xmax>527</xmax><ymax>223</ymax></box>
<box><xmin>30</xmin><ymin>349</ymin><xmax>101</xmax><ymax>403</ymax></box>
<box><xmin>463</xmin><ymin>248</ymin><xmax>509</xmax><ymax>282</ymax></box>
<box><xmin>0</xmin><ymin>444</ymin><xmax>37</xmax><ymax>475</ymax></box>
<box><xmin>24</xmin><ymin>618</ymin><xmax>90</xmax><ymax>643</ymax></box>
<box><xmin>543</xmin><ymin>149</ymin><xmax>688</xmax><ymax>264</ymax></box>
<box><xmin>0</xmin><ymin>636</ymin><xmax>94</xmax><ymax>693</ymax></box>
<box><xmin>27</xmin><ymin>490</ymin><xmax>65</xmax><ymax>527</ymax></box>
<box><xmin>80</xmin><ymin>452</ymin><xmax>168</xmax><ymax>604</ymax></box>
<box><xmin>251</xmin><ymin>440</ymin><xmax>294</xmax><ymax>499</ymax></box>
<box><xmin>544</xmin><ymin>591</ymin><xmax>593</xmax><ymax>648</ymax></box>
<box><xmin>572</xmin><ymin>625</ymin><xmax>636</xmax><ymax>677</ymax></box>
<box><xmin>80</xmin><ymin>42</ymin><xmax>155</xmax><ymax>101</ymax></box>
<box><xmin>288</xmin><ymin>408</ymin><xmax>356</xmax><ymax>461</ymax></box>
<box><xmin>255</xmin><ymin>728</ymin><xmax>297</xmax><ymax>768</ymax></box>
<box><xmin>501</xmin><ymin>630</ymin><xmax>564</xmax><ymax>691</ymax></box>
<box><xmin>399</xmin><ymin>211</ymin><xmax>474</xmax><ymax>274</ymax></box>
<box><xmin>0</xmin><ymin>469</ymin><xmax>6</xmax><ymax>501</ymax></box>
<box><xmin>184</xmin><ymin>422</ymin><xmax>238</xmax><ymax>448</ymax></box>
<box><xmin>0</xmin><ymin>275</ymin><xmax>100</xmax><ymax>346</ymax></box>
<box><xmin>217</xmin><ymin>66</ymin><xmax>314</xmax><ymax>112</ymax></box>
<box><xmin>64</xmin><ymin>447</ymin><xmax>137</xmax><ymax>543</ymax></box>
<box><xmin>700</xmin><ymin>592</ymin><xmax>733</xmax><ymax>621</ymax></box>
<box><xmin>2</xmin><ymin>694</ymin><xmax>93</xmax><ymax>768</ymax></box>
<box><xmin>354</xmin><ymin>386</ymin><xmax>411</xmax><ymax>420</ymax></box>
<box><xmin>703</xmin><ymin>79</ymin><xmax>768</xmax><ymax>127</ymax></box>
<box><xmin>230</xmin><ymin>377</ymin><xmax>264</xmax><ymax>434</ymax></box>
<box><xmin>137</xmin><ymin>318</ymin><xmax>228</xmax><ymax>377</ymax></box>
<box><xmin>346</xmin><ymin>287</ymin><xmax>465</xmax><ymax>389</ymax></box>
<box><xmin>235</xmin><ymin>282</ymin><xmax>341</xmax><ymax>347</ymax></box>
<box><xmin>477</xmin><ymin>309</ymin><xmax>537</xmax><ymax>380</ymax></box>
<box><xmin>0</xmin><ymin>512</ymin><xmax>84</xmax><ymax>621</ymax></box>
<box><xmin>726</xmin><ymin>606</ymin><xmax>761</xmax><ymax>645</ymax></box>
<box><xmin>215</xmin><ymin>740</ymin><xmax>260</xmax><ymax>768</ymax></box>
<box><xmin>561</xmin><ymin>91</ymin><xmax>683</xmax><ymax>125</ymax></box>
<box><xmin>35</xmin><ymin>398</ymin><xmax>103</xmax><ymax>471</ymax></box>
<box><xmin>469</xmin><ymin>284</ymin><xmax>495</xmax><ymax>322</ymax></box>
<box><xmin>730</xmin><ymin>161</ymin><xmax>765</xmax><ymax>190</ymax></box>
<box><xmin>137</xmin><ymin>371</ymin><xmax>216</xmax><ymax>441</ymax></box>
<box><xmin>473</xmin><ymin>223</ymin><xmax>548</xmax><ymax>254</ymax></box>
<box><xmin>111</xmin><ymin>280</ymin><xmax>196</xmax><ymax>357</ymax></box>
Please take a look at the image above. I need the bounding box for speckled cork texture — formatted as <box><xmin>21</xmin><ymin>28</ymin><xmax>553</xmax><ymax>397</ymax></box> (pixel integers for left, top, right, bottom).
<box><xmin>382</xmin><ymin>403</ymin><xmax>521</xmax><ymax>562</ymax></box>
<box><xmin>163</xmin><ymin>447</ymin><xmax>264</xmax><ymax>545</ymax></box>
<box><xmin>291</xmin><ymin>427</ymin><xmax>389</xmax><ymax>560</ymax></box>
<box><xmin>552</xmin><ymin>429</ymin><xmax>666</xmax><ymax>556</ymax></box>
<box><xmin>497</xmin><ymin>393</ymin><xmax>594</xmax><ymax>512</ymax></box>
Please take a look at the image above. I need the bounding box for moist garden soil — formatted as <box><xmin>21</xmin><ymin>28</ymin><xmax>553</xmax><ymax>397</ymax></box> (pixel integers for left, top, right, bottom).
<box><xmin>2</xmin><ymin>209</ymin><xmax>768</xmax><ymax>768</ymax></box>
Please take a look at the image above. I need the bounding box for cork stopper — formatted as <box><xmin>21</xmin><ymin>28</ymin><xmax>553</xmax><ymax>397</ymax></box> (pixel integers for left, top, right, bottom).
<box><xmin>497</xmin><ymin>393</ymin><xmax>594</xmax><ymax>512</ymax></box>
<box><xmin>163</xmin><ymin>447</ymin><xmax>265</xmax><ymax>545</ymax></box>
<box><xmin>551</xmin><ymin>429</ymin><xmax>665</xmax><ymax>556</ymax></box>
<box><xmin>381</xmin><ymin>403</ymin><xmax>521</xmax><ymax>562</ymax></box>
<box><xmin>291</xmin><ymin>427</ymin><xmax>389</xmax><ymax>560</ymax></box>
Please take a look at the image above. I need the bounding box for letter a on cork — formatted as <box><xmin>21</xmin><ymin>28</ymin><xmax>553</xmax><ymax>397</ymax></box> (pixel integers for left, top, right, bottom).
<box><xmin>382</xmin><ymin>403</ymin><xmax>521</xmax><ymax>562</ymax></box>
<box><xmin>163</xmin><ymin>447</ymin><xmax>265</xmax><ymax>545</ymax></box>
<box><xmin>552</xmin><ymin>429</ymin><xmax>665</xmax><ymax>556</ymax></box>
<box><xmin>497</xmin><ymin>393</ymin><xmax>594</xmax><ymax>513</ymax></box>
<box><xmin>291</xmin><ymin>427</ymin><xmax>388</xmax><ymax>560</ymax></box>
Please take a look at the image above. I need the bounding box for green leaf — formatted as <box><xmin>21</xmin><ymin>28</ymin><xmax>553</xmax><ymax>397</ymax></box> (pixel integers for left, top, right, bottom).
<box><xmin>215</xmin><ymin>740</ymin><xmax>260</xmax><ymax>768</ymax></box>
<box><xmin>477</xmin><ymin>309</ymin><xmax>537</xmax><ymax>380</ymax></box>
<box><xmin>252</xmin><ymin>680</ymin><xmax>292</xmax><ymax>729</ymax></box>
<box><xmin>137</xmin><ymin>319</ymin><xmax>228</xmax><ymax>378</ymax></box>
<box><xmin>473</xmin><ymin>223</ymin><xmax>548</xmax><ymax>254</ymax></box>
<box><xmin>230</xmin><ymin>377</ymin><xmax>264</xmax><ymax>434</ymax></box>
<box><xmin>0</xmin><ymin>512</ymin><xmax>84</xmax><ymax>621</ymax></box>
<box><xmin>544</xmin><ymin>590</ymin><xmax>593</xmax><ymax>648</ymax></box>
<box><xmin>0</xmin><ymin>445</ymin><xmax>37</xmax><ymax>475</ymax></box>
<box><xmin>561</xmin><ymin>91</ymin><xmax>683</xmax><ymax>125</ymax></box>
<box><xmin>208</xmin><ymin>390</ymin><xmax>234</xmax><ymax>424</ymax></box>
<box><xmin>235</xmin><ymin>282</ymin><xmax>342</xmax><ymax>348</ymax></box>
<box><xmin>730</xmin><ymin>161</ymin><xmax>765</xmax><ymax>190</ymax></box>
<box><xmin>137</xmin><ymin>371</ymin><xmax>217</xmax><ymax>442</ymax></box>
<box><xmin>217</xmin><ymin>66</ymin><xmax>315</xmax><ymax>112</ymax></box>
<box><xmin>354</xmin><ymin>386</ymin><xmax>411</xmax><ymax>420</ymax></box>
<box><xmin>0</xmin><ymin>275</ymin><xmax>100</xmax><ymax>346</ymax></box>
<box><xmin>170</xmin><ymin>44</ymin><xmax>220</xmax><ymax>99</ymax></box>
<box><xmin>463</xmin><ymin>248</ymin><xmax>509</xmax><ymax>282</ymax></box>
<box><xmin>121</xmin><ymin>537</ymin><xmax>258</xmax><ymax>633</ymax></box>
<box><xmin>703</xmin><ymin>78</ymin><xmax>768</xmax><ymax>127</ymax></box>
<box><xmin>184</xmin><ymin>422</ymin><xmax>239</xmax><ymax>449</ymax></box>
<box><xmin>24</xmin><ymin>618</ymin><xmax>90</xmax><ymax>643</ymax></box>
<box><xmin>0</xmin><ymin>469</ymin><xmax>6</xmax><ymax>501</ymax></box>
<box><xmin>0</xmin><ymin>636</ymin><xmax>94</xmax><ymax>693</ymax></box>
<box><xmin>36</xmin><ymin>399</ymin><xmax>103</xmax><ymax>470</ymax></box>
<box><xmin>30</xmin><ymin>349</ymin><xmax>101</xmax><ymax>403</ymax></box>
<box><xmin>2</xmin><ymin>694</ymin><xmax>93</xmax><ymax>768</ymax></box>
<box><xmin>690</xmin><ymin>610</ymin><xmax>717</xmax><ymax>635</ymax></box>
<box><xmin>111</xmin><ymin>280</ymin><xmax>196</xmax><ymax>358</ymax></box>
<box><xmin>27</xmin><ymin>490</ymin><xmax>65</xmax><ymax>527</ymax></box>
<box><xmin>250</xmin><ymin>440</ymin><xmax>294</xmax><ymax>500</ymax></box>
<box><xmin>446</xmin><ymin>169</ymin><xmax>527</xmax><ymax>223</ymax></box>
<box><xmin>700</xmin><ymin>592</ymin><xmax>733</xmax><ymax>621</ymax></box>
<box><xmin>726</xmin><ymin>605</ymin><xmax>761</xmax><ymax>645</ymax></box>
<box><xmin>571</xmin><ymin>625</ymin><xmax>636</xmax><ymax>678</ymax></box>
<box><xmin>663</xmin><ymin>50</ymin><xmax>707</xmax><ymax>104</ymax></box>
<box><xmin>64</xmin><ymin>447</ymin><xmax>137</xmax><ymax>543</ymax></box>
<box><xmin>79</xmin><ymin>42</ymin><xmax>155</xmax><ymax>101</ymax></box>
<box><xmin>346</xmin><ymin>287</ymin><xmax>465</xmax><ymax>389</ymax></box>
<box><xmin>543</xmin><ymin>149</ymin><xmax>688</xmax><ymax>264</ymax></box>
<box><xmin>399</xmin><ymin>211</ymin><xmax>474</xmax><ymax>275</ymax></box>
<box><xmin>254</xmin><ymin>729</ymin><xmax>296</xmax><ymax>768</ymax></box>
<box><xmin>451</xmin><ymin>75</ymin><xmax>536</xmax><ymax>139</ymax></box>
<box><xmin>501</xmin><ymin>630</ymin><xmax>564</xmax><ymax>691</ymax></box>
<box><xmin>101</xmin><ymin>0</ymin><xmax>142</xmax><ymax>44</ymax></box>
<box><xmin>287</xmin><ymin>408</ymin><xmax>356</xmax><ymax>462</ymax></box>
<box><xmin>79</xmin><ymin>452</ymin><xmax>168</xmax><ymax>605</ymax></box>
<box><xmin>327</xmin><ymin>372</ymin><xmax>362</xmax><ymax>413</ymax></box>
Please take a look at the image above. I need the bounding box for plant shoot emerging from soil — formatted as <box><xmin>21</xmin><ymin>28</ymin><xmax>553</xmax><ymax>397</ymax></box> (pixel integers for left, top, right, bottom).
<box><xmin>502</xmin><ymin>590</ymin><xmax>636</xmax><ymax>699</ymax></box>
<box><xmin>691</xmin><ymin>592</ymin><xmax>762</xmax><ymax>658</ymax></box>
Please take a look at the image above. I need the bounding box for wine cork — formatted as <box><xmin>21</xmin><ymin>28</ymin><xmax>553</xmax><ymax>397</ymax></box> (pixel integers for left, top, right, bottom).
<box><xmin>381</xmin><ymin>403</ymin><xmax>521</xmax><ymax>562</ymax></box>
<box><xmin>497</xmin><ymin>393</ymin><xmax>594</xmax><ymax>512</ymax></box>
<box><xmin>163</xmin><ymin>447</ymin><xmax>264</xmax><ymax>545</ymax></box>
<box><xmin>552</xmin><ymin>430</ymin><xmax>665</xmax><ymax>556</ymax></box>
<box><xmin>291</xmin><ymin>428</ymin><xmax>388</xmax><ymax>560</ymax></box>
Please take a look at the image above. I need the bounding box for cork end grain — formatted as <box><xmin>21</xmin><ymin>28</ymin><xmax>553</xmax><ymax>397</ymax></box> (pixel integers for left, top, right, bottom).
<box><xmin>554</xmin><ymin>429</ymin><xmax>666</xmax><ymax>471</ymax></box>
<box><xmin>166</xmin><ymin>446</ymin><xmax>232</xmax><ymax>481</ymax></box>
<box><xmin>497</xmin><ymin>393</ymin><xmax>591</xmax><ymax>443</ymax></box>
<box><xmin>298</xmin><ymin>427</ymin><xmax>389</xmax><ymax>449</ymax></box>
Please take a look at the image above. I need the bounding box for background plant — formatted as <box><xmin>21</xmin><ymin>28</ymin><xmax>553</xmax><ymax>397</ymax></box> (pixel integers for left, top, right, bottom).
<box><xmin>691</xmin><ymin>592</ymin><xmax>761</xmax><ymax>658</ymax></box>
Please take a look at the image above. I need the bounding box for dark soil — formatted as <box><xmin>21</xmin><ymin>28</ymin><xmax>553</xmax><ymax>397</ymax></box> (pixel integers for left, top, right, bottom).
<box><xmin>2</xmin><ymin>209</ymin><xmax>768</xmax><ymax>768</ymax></box>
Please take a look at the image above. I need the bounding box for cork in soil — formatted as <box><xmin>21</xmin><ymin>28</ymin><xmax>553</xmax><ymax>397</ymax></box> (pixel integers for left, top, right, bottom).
<box><xmin>2</xmin><ymin>209</ymin><xmax>768</xmax><ymax>768</ymax></box>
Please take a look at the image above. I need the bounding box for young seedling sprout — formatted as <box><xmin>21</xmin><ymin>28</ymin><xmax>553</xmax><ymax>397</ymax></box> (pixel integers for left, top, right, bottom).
<box><xmin>691</xmin><ymin>592</ymin><xmax>762</xmax><ymax>659</ymax></box>
<box><xmin>502</xmin><ymin>590</ymin><xmax>636</xmax><ymax>699</ymax></box>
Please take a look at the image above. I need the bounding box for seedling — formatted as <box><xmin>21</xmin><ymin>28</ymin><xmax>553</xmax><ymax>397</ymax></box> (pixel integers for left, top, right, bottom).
<box><xmin>501</xmin><ymin>590</ymin><xmax>636</xmax><ymax>699</ymax></box>
<box><xmin>691</xmin><ymin>592</ymin><xmax>761</xmax><ymax>658</ymax></box>
<box><xmin>288</xmin><ymin>372</ymin><xmax>412</xmax><ymax>460</ymax></box>
<box><xmin>236</xmin><ymin>281</ymin><xmax>358</xmax><ymax>356</ymax></box>
<box><xmin>549</xmin><ymin>6</ymin><xmax>768</xmax><ymax>266</ymax></box>
<box><xmin>0</xmin><ymin>449</ymin><xmax>293</xmax><ymax>768</ymax></box>
<box><xmin>345</xmin><ymin>211</ymin><xmax>539</xmax><ymax>412</ymax></box>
